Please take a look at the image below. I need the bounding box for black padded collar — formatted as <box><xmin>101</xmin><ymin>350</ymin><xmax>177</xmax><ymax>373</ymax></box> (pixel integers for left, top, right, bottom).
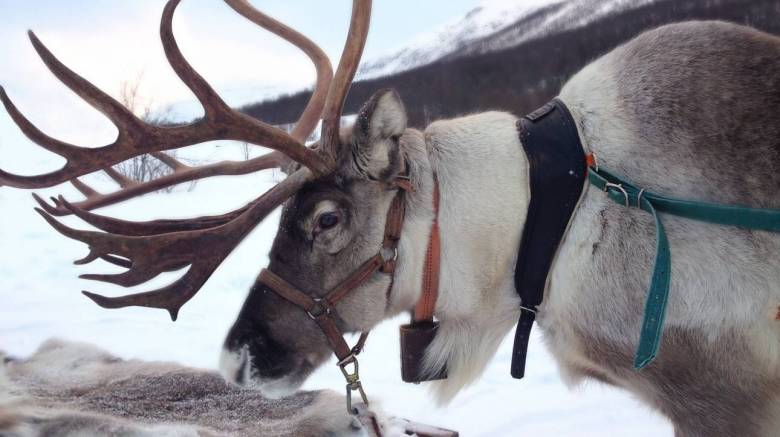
<box><xmin>511</xmin><ymin>99</ymin><xmax>587</xmax><ymax>378</ymax></box>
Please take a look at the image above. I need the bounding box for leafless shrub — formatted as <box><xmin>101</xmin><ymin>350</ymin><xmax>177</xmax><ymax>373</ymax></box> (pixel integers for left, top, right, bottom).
<box><xmin>113</xmin><ymin>74</ymin><xmax>195</xmax><ymax>192</ymax></box>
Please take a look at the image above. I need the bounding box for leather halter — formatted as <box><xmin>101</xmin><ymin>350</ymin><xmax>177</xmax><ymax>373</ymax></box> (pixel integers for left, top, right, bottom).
<box><xmin>257</xmin><ymin>176</ymin><xmax>411</xmax><ymax>361</ymax></box>
<box><xmin>255</xmin><ymin>173</ymin><xmax>443</xmax><ymax>412</ymax></box>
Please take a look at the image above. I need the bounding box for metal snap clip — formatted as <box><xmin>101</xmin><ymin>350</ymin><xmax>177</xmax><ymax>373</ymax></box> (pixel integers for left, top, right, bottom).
<box><xmin>339</xmin><ymin>356</ymin><xmax>369</xmax><ymax>414</ymax></box>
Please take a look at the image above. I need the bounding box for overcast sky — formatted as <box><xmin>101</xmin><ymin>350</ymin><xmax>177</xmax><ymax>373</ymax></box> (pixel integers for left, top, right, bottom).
<box><xmin>0</xmin><ymin>0</ymin><xmax>483</xmax><ymax>173</ymax></box>
<box><xmin>0</xmin><ymin>1</ymin><xmax>480</xmax><ymax>122</ymax></box>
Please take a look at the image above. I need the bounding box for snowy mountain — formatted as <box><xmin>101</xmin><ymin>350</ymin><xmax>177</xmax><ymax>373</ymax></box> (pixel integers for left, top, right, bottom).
<box><xmin>358</xmin><ymin>0</ymin><xmax>563</xmax><ymax>79</ymax></box>
<box><xmin>358</xmin><ymin>0</ymin><xmax>657</xmax><ymax>79</ymax></box>
<box><xmin>244</xmin><ymin>0</ymin><xmax>779</xmax><ymax>127</ymax></box>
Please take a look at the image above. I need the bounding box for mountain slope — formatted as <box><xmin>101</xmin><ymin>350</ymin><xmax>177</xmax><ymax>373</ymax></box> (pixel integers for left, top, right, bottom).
<box><xmin>358</xmin><ymin>0</ymin><xmax>566</xmax><ymax>79</ymax></box>
<box><xmin>358</xmin><ymin>0</ymin><xmax>658</xmax><ymax>79</ymax></box>
<box><xmin>243</xmin><ymin>0</ymin><xmax>780</xmax><ymax>128</ymax></box>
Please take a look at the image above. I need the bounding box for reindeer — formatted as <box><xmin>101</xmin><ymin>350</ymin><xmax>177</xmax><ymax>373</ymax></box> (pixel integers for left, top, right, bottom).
<box><xmin>1</xmin><ymin>0</ymin><xmax>779</xmax><ymax>434</ymax></box>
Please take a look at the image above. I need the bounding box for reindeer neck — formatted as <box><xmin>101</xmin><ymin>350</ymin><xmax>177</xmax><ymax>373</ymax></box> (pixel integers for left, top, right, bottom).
<box><xmin>384</xmin><ymin>128</ymin><xmax>437</xmax><ymax>316</ymax></box>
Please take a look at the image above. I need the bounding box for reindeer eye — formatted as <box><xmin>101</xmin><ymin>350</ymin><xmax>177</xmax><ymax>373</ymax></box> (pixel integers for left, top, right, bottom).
<box><xmin>318</xmin><ymin>212</ymin><xmax>340</xmax><ymax>230</ymax></box>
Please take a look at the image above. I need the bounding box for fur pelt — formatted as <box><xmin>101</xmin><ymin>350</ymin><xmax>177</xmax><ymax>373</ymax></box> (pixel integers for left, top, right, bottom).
<box><xmin>0</xmin><ymin>339</ymin><xmax>377</xmax><ymax>437</ymax></box>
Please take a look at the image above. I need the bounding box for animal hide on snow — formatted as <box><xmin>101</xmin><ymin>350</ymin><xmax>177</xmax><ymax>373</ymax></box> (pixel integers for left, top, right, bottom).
<box><xmin>0</xmin><ymin>339</ymin><xmax>401</xmax><ymax>437</ymax></box>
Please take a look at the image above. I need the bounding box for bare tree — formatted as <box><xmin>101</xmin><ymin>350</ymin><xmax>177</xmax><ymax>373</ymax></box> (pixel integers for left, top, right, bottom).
<box><xmin>114</xmin><ymin>74</ymin><xmax>191</xmax><ymax>192</ymax></box>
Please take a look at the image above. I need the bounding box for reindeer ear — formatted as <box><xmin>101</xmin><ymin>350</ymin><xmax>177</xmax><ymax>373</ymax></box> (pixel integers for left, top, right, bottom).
<box><xmin>347</xmin><ymin>89</ymin><xmax>407</xmax><ymax>181</ymax></box>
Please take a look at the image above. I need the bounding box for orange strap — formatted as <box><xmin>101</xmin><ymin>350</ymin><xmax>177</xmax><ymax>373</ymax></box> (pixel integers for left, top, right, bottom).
<box><xmin>413</xmin><ymin>176</ymin><xmax>440</xmax><ymax>323</ymax></box>
<box><xmin>585</xmin><ymin>153</ymin><xmax>598</xmax><ymax>169</ymax></box>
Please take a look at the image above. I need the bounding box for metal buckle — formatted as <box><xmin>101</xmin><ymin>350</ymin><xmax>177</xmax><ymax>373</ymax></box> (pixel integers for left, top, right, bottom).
<box><xmin>604</xmin><ymin>182</ymin><xmax>629</xmax><ymax>207</ymax></box>
<box><xmin>380</xmin><ymin>246</ymin><xmax>398</xmax><ymax>263</ymax></box>
<box><xmin>339</xmin><ymin>356</ymin><xmax>368</xmax><ymax>414</ymax></box>
<box><xmin>306</xmin><ymin>298</ymin><xmax>331</xmax><ymax>320</ymax></box>
<box><xmin>519</xmin><ymin>305</ymin><xmax>537</xmax><ymax>315</ymax></box>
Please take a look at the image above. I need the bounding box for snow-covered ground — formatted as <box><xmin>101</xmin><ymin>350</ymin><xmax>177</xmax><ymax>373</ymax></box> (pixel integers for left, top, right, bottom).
<box><xmin>0</xmin><ymin>138</ymin><xmax>674</xmax><ymax>436</ymax></box>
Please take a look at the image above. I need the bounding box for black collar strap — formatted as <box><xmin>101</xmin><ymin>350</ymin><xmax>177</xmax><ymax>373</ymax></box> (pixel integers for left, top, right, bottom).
<box><xmin>511</xmin><ymin>99</ymin><xmax>587</xmax><ymax>378</ymax></box>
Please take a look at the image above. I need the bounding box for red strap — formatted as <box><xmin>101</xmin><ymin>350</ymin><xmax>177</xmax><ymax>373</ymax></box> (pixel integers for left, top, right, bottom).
<box><xmin>413</xmin><ymin>176</ymin><xmax>441</xmax><ymax>323</ymax></box>
<box><xmin>586</xmin><ymin>153</ymin><xmax>598</xmax><ymax>169</ymax></box>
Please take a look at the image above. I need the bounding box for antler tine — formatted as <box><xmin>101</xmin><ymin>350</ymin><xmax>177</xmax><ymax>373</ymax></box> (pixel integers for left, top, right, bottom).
<box><xmin>70</xmin><ymin>178</ymin><xmax>99</xmax><ymax>197</ymax></box>
<box><xmin>223</xmin><ymin>0</ymin><xmax>333</xmax><ymax>144</ymax></box>
<box><xmin>0</xmin><ymin>86</ymin><xmax>86</xmax><ymax>158</ymax></box>
<box><xmin>6</xmin><ymin>0</ymin><xmax>377</xmax><ymax>320</ymax></box>
<box><xmin>320</xmin><ymin>0</ymin><xmax>372</xmax><ymax>156</ymax></box>
<box><xmin>103</xmin><ymin>167</ymin><xmax>135</xmax><ymax>188</ymax></box>
<box><xmin>159</xmin><ymin>0</ymin><xmax>232</xmax><ymax>121</ymax></box>
<box><xmin>56</xmin><ymin>195</ymin><xmax>252</xmax><ymax>236</ymax></box>
<box><xmin>33</xmin><ymin>151</ymin><xmax>286</xmax><ymax>216</ymax></box>
<box><xmin>0</xmin><ymin>0</ymin><xmax>332</xmax><ymax>190</ymax></box>
<box><xmin>73</xmin><ymin>249</ymin><xmax>133</xmax><ymax>269</ymax></box>
<box><xmin>27</xmin><ymin>31</ymin><xmax>146</xmax><ymax>135</ymax></box>
<box><xmin>35</xmin><ymin>167</ymin><xmax>311</xmax><ymax>321</ymax></box>
<box><xmin>159</xmin><ymin>0</ymin><xmax>330</xmax><ymax>174</ymax></box>
<box><xmin>81</xmin><ymin>267</ymin><xmax>209</xmax><ymax>321</ymax></box>
<box><xmin>151</xmin><ymin>152</ymin><xmax>189</xmax><ymax>171</ymax></box>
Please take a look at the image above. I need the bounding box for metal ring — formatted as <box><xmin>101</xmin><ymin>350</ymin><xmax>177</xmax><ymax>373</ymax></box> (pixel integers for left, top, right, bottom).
<box><xmin>306</xmin><ymin>298</ymin><xmax>330</xmax><ymax>319</ymax></box>
<box><xmin>636</xmin><ymin>188</ymin><xmax>646</xmax><ymax>208</ymax></box>
<box><xmin>519</xmin><ymin>305</ymin><xmax>537</xmax><ymax>315</ymax></box>
<box><xmin>380</xmin><ymin>246</ymin><xmax>398</xmax><ymax>263</ymax></box>
<box><xmin>605</xmin><ymin>182</ymin><xmax>629</xmax><ymax>207</ymax></box>
<box><xmin>337</xmin><ymin>353</ymin><xmax>357</xmax><ymax>368</ymax></box>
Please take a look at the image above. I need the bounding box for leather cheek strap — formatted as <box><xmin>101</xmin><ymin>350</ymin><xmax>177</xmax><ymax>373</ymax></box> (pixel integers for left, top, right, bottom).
<box><xmin>257</xmin><ymin>255</ymin><xmax>383</xmax><ymax>363</ymax></box>
<box><xmin>255</xmin><ymin>180</ymin><xmax>409</xmax><ymax>363</ymax></box>
<box><xmin>413</xmin><ymin>176</ymin><xmax>440</xmax><ymax>323</ymax></box>
<box><xmin>380</xmin><ymin>189</ymin><xmax>406</xmax><ymax>274</ymax></box>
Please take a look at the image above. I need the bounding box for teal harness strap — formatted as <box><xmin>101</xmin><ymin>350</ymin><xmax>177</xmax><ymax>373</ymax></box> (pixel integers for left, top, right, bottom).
<box><xmin>588</xmin><ymin>166</ymin><xmax>780</xmax><ymax>369</ymax></box>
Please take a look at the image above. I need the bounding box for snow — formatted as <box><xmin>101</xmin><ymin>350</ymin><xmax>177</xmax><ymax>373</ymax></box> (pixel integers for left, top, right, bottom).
<box><xmin>0</xmin><ymin>145</ymin><xmax>673</xmax><ymax>436</ymax></box>
<box><xmin>358</xmin><ymin>0</ymin><xmax>563</xmax><ymax>79</ymax></box>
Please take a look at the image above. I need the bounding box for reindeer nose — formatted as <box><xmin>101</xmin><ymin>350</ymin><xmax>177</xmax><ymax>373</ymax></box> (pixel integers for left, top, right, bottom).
<box><xmin>219</xmin><ymin>345</ymin><xmax>249</xmax><ymax>386</ymax></box>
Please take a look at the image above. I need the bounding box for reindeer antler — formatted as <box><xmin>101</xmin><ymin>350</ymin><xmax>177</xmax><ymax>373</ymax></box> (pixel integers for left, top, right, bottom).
<box><xmin>1</xmin><ymin>0</ymin><xmax>372</xmax><ymax>320</ymax></box>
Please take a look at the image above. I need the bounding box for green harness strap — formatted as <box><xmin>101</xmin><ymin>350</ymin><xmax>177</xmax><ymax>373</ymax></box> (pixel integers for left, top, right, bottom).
<box><xmin>588</xmin><ymin>166</ymin><xmax>780</xmax><ymax>369</ymax></box>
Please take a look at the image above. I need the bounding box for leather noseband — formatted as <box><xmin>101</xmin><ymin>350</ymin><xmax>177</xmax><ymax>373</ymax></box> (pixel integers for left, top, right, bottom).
<box><xmin>255</xmin><ymin>175</ymin><xmax>413</xmax><ymax>412</ymax></box>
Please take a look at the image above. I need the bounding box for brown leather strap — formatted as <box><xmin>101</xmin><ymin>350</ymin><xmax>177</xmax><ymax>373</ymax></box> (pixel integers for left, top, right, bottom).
<box><xmin>353</xmin><ymin>331</ymin><xmax>369</xmax><ymax>355</ymax></box>
<box><xmin>380</xmin><ymin>188</ymin><xmax>407</xmax><ymax>274</ymax></box>
<box><xmin>413</xmin><ymin>176</ymin><xmax>441</xmax><ymax>322</ymax></box>
<box><xmin>313</xmin><ymin>312</ymin><xmax>353</xmax><ymax>361</ymax></box>
<box><xmin>257</xmin><ymin>176</ymin><xmax>410</xmax><ymax>363</ymax></box>
<box><xmin>258</xmin><ymin>265</ymin><xmax>379</xmax><ymax>363</ymax></box>
<box><xmin>258</xmin><ymin>269</ymin><xmax>318</xmax><ymax>312</ymax></box>
<box><xmin>326</xmin><ymin>254</ymin><xmax>383</xmax><ymax>304</ymax></box>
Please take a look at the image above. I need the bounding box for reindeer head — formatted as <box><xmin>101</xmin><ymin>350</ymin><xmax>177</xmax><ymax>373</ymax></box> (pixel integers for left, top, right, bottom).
<box><xmin>220</xmin><ymin>89</ymin><xmax>411</xmax><ymax>395</ymax></box>
<box><xmin>1</xmin><ymin>0</ymin><xmax>420</xmax><ymax>402</ymax></box>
